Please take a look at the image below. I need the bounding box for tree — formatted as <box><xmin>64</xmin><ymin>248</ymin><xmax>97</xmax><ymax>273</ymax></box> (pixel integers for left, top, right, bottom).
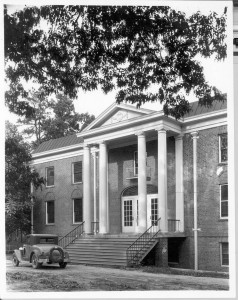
<box><xmin>4</xmin><ymin>5</ymin><xmax>227</xmax><ymax>119</ymax></box>
<box><xmin>5</xmin><ymin>121</ymin><xmax>44</xmax><ymax>235</ymax></box>
<box><xmin>17</xmin><ymin>91</ymin><xmax>95</xmax><ymax>147</ymax></box>
<box><xmin>42</xmin><ymin>94</ymin><xmax>95</xmax><ymax>140</ymax></box>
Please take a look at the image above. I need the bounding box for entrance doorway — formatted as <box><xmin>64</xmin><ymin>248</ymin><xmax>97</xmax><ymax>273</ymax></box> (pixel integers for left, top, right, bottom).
<box><xmin>121</xmin><ymin>196</ymin><xmax>138</xmax><ymax>233</ymax></box>
<box><xmin>121</xmin><ymin>194</ymin><xmax>159</xmax><ymax>233</ymax></box>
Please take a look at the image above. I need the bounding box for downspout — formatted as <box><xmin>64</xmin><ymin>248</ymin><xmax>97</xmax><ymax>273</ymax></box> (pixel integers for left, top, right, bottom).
<box><xmin>191</xmin><ymin>131</ymin><xmax>199</xmax><ymax>271</ymax></box>
<box><xmin>30</xmin><ymin>181</ymin><xmax>34</xmax><ymax>234</ymax></box>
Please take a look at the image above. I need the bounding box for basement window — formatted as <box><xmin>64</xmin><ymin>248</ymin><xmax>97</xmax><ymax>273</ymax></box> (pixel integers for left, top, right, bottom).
<box><xmin>220</xmin><ymin>242</ymin><xmax>229</xmax><ymax>266</ymax></box>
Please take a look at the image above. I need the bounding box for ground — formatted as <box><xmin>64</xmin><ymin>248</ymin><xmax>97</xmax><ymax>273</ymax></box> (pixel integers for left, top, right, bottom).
<box><xmin>5</xmin><ymin>257</ymin><xmax>229</xmax><ymax>292</ymax></box>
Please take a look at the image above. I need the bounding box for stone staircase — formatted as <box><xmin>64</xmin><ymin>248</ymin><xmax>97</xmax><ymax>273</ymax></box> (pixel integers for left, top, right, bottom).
<box><xmin>66</xmin><ymin>235</ymin><xmax>139</xmax><ymax>267</ymax></box>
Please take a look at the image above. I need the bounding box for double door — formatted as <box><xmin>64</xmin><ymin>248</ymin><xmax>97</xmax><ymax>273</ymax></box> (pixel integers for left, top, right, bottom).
<box><xmin>122</xmin><ymin>194</ymin><xmax>159</xmax><ymax>233</ymax></box>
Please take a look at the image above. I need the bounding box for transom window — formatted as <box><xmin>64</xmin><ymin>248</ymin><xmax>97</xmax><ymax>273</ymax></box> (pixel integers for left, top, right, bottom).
<box><xmin>46</xmin><ymin>166</ymin><xmax>54</xmax><ymax>187</ymax></box>
<box><xmin>46</xmin><ymin>201</ymin><xmax>55</xmax><ymax>224</ymax></box>
<box><xmin>73</xmin><ymin>162</ymin><xmax>82</xmax><ymax>184</ymax></box>
<box><xmin>220</xmin><ymin>184</ymin><xmax>228</xmax><ymax>218</ymax></box>
<box><xmin>220</xmin><ymin>242</ymin><xmax>229</xmax><ymax>266</ymax></box>
<box><xmin>73</xmin><ymin>198</ymin><xmax>83</xmax><ymax>223</ymax></box>
<box><xmin>219</xmin><ymin>133</ymin><xmax>228</xmax><ymax>163</ymax></box>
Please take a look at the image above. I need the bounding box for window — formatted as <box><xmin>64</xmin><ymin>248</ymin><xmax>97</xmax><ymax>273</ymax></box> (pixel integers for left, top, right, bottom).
<box><xmin>73</xmin><ymin>198</ymin><xmax>83</xmax><ymax>223</ymax></box>
<box><xmin>46</xmin><ymin>201</ymin><xmax>54</xmax><ymax>224</ymax></box>
<box><xmin>221</xmin><ymin>242</ymin><xmax>229</xmax><ymax>266</ymax></box>
<box><xmin>219</xmin><ymin>133</ymin><xmax>228</xmax><ymax>163</ymax></box>
<box><xmin>220</xmin><ymin>184</ymin><xmax>228</xmax><ymax>218</ymax></box>
<box><xmin>46</xmin><ymin>167</ymin><xmax>54</xmax><ymax>187</ymax></box>
<box><xmin>134</xmin><ymin>151</ymin><xmax>138</xmax><ymax>175</ymax></box>
<box><xmin>73</xmin><ymin>162</ymin><xmax>82</xmax><ymax>184</ymax></box>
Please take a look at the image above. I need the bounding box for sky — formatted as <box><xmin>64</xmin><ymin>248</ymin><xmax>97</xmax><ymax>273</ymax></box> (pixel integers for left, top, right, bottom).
<box><xmin>4</xmin><ymin>1</ymin><xmax>231</xmax><ymax>123</ymax></box>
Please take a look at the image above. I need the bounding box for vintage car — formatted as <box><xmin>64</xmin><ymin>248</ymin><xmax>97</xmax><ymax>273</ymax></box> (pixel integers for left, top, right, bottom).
<box><xmin>12</xmin><ymin>234</ymin><xmax>70</xmax><ymax>269</ymax></box>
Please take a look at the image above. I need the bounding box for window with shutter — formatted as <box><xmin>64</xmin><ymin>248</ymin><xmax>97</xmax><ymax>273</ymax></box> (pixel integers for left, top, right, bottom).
<box><xmin>46</xmin><ymin>167</ymin><xmax>54</xmax><ymax>187</ymax></box>
<box><xmin>73</xmin><ymin>162</ymin><xmax>82</xmax><ymax>183</ymax></box>
<box><xmin>73</xmin><ymin>198</ymin><xmax>83</xmax><ymax>223</ymax></box>
<box><xmin>46</xmin><ymin>201</ymin><xmax>55</xmax><ymax>224</ymax></box>
<box><xmin>219</xmin><ymin>133</ymin><xmax>228</xmax><ymax>163</ymax></box>
<box><xmin>220</xmin><ymin>184</ymin><xmax>228</xmax><ymax>218</ymax></box>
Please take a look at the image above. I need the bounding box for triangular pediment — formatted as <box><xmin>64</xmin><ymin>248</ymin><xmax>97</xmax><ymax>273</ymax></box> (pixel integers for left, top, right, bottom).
<box><xmin>83</xmin><ymin>103</ymin><xmax>155</xmax><ymax>131</ymax></box>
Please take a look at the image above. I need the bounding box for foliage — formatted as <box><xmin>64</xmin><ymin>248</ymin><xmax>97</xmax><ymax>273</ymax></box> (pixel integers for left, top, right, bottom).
<box><xmin>4</xmin><ymin>5</ymin><xmax>227</xmax><ymax>119</ymax></box>
<box><xmin>5</xmin><ymin>121</ymin><xmax>44</xmax><ymax>234</ymax></box>
<box><xmin>17</xmin><ymin>91</ymin><xmax>95</xmax><ymax>147</ymax></box>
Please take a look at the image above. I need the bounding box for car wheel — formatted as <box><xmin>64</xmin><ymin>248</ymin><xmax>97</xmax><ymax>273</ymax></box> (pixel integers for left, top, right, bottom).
<box><xmin>12</xmin><ymin>254</ymin><xmax>19</xmax><ymax>267</ymax></box>
<box><xmin>31</xmin><ymin>254</ymin><xmax>42</xmax><ymax>269</ymax></box>
<box><xmin>59</xmin><ymin>262</ymin><xmax>67</xmax><ymax>268</ymax></box>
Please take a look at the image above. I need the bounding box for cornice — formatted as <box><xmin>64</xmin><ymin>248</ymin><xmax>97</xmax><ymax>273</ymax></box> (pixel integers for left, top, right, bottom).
<box><xmin>32</xmin><ymin>143</ymin><xmax>83</xmax><ymax>158</ymax></box>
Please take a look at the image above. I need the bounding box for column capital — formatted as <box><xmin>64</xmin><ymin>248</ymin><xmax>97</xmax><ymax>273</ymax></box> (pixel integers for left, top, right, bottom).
<box><xmin>135</xmin><ymin>131</ymin><xmax>145</xmax><ymax>137</ymax></box>
<box><xmin>191</xmin><ymin>131</ymin><xmax>199</xmax><ymax>139</ymax></box>
<box><xmin>99</xmin><ymin>140</ymin><xmax>107</xmax><ymax>145</ymax></box>
<box><xmin>83</xmin><ymin>143</ymin><xmax>90</xmax><ymax>149</ymax></box>
<box><xmin>155</xmin><ymin>125</ymin><xmax>167</xmax><ymax>133</ymax></box>
<box><xmin>175</xmin><ymin>134</ymin><xmax>184</xmax><ymax>141</ymax></box>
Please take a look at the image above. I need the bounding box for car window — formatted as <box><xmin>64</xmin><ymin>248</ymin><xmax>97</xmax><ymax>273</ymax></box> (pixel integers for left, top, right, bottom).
<box><xmin>39</xmin><ymin>238</ymin><xmax>55</xmax><ymax>244</ymax></box>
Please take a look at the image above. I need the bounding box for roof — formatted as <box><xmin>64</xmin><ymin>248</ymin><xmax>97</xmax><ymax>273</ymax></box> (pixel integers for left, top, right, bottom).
<box><xmin>32</xmin><ymin>134</ymin><xmax>83</xmax><ymax>154</ymax></box>
<box><xmin>32</xmin><ymin>99</ymin><xmax>227</xmax><ymax>155</ymax></box>
<box><xmin>185</xmin><ymin>100</ymin><xmax>227</xmax><ymax>118</ymax></box>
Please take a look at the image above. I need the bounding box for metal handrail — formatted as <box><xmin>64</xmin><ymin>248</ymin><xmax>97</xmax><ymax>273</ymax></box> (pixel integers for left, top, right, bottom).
<box><xmin>58</xmin><ymin>221</ymin><xmax>85</xmax><ymax>249</ymax></box>
<box><xmin>127</xmin><ymin>218</ymin><xmax>161</xmax><ymax>266</ymax></box>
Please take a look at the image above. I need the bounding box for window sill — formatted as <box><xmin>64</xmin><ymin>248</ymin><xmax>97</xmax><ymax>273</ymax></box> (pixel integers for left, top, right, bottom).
<box><xmin>72</xmin><ymin>182</ymin><xmax>82</xmax><ymax>185</ymax></box>
<box><xmin>45</xmin><ymin>223</ymin><xmax>55</xmax><ymax>226</ymax></box>
<box><xmin>46</xmin><ymin>185</ymin><xmax>55</xmax><ymax>188</ymax></box>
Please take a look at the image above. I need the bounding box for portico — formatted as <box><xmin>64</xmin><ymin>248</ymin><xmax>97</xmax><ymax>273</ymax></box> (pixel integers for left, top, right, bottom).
<box><xmin>78</xmin><ymin>103</ymin><xmax>184</xmax><ymax>235</ymax></box>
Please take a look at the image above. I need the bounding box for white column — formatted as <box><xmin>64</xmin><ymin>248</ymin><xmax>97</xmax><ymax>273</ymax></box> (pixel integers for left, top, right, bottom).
<box><xmin>92</xmin><ymin>148</ymin><xmax>98</xmax><ymax>233</ymax></box>
<box><xmin>157</xmin><ymin>127</ymin><xmax>168</xmax><ymax>232</ymax></box>
<box><xmin>191</xmin><ymin>131</ymin><xmax>199</xmax><ymax>271</ymax></box>
<box><xmin>136</xmin><ymin>132</ymin><xmax>147</xmax><ymax>232</ymax></box>
<box><xmin>99</xmin><ymin>141</ymin><xmax>108</xmax><ymax>234</ymax></box>
<box><xmin>175</xmin><ymin>134</ymin><xmax>184</xmax><ymax>232</ymax></box>
<box><xmin>83</xmin><ymin>144</ymin><xmax>92</xmax><ymax>234</ymax></box>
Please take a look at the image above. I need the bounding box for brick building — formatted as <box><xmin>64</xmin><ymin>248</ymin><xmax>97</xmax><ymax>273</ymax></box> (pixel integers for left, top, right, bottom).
<box><xmin>31</xmin><ymin>99</ymin><xmax>228</xmax><ymax>272</ymax></box>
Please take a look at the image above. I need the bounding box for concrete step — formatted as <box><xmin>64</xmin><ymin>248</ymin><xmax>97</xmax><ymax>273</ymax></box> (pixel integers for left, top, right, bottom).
<box><xmin>66</xmin><ymin>235</ymin><xmax>156</xmax><ymax>267</ymax></box>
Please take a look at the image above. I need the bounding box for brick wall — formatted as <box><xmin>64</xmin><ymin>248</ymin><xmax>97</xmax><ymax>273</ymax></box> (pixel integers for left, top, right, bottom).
<box><xmin>182</xmin><ymin>125</ymin><xmax>228</xmax><ymax>271</ymax></box>
<box><xmin>33</xmin><ymin>154</ymin><xmax>85</xmax><ymax>237</ymax></box>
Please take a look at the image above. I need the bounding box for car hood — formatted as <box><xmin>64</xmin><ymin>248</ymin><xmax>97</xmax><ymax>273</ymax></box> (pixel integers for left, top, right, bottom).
<box><xmin>33</xmin><ymin>244</ymin><xmax>63</xmax><ymax>253</ymax></box>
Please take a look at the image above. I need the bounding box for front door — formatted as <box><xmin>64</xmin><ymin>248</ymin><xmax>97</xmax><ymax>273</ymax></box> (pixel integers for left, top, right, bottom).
<box><xmin>147</xmin><ymin>195</ymin><xmax>159</xmax><ymax>230</ymax></box>
<box><xmin>122</xmin><ymin>197</ymin><xmax>138</xmax><ymax>233</ymax></box>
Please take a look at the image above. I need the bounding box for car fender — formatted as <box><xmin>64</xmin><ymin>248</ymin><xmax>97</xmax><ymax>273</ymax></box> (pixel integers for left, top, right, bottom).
<box><xmin>13</xmin><ymin>249</ymin><xmax>23</xmax><ymax>262</ymax></box>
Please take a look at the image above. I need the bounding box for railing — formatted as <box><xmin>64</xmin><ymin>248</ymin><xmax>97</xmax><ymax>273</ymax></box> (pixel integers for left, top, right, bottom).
<box><xmin>91</xmin><ymin>221</ymin><xmax>99</xmax><ymax>234</ymax></box>
<box><xmin>126</xmin><ymin>167</ymin><xmax>151</xmax><ymax>180</ymax></box>
<box><xmin>168</xmin><ymin>219</ymin><xmax>180</xmax><ymax>232</ymax></box>
<box><xmin>126</xmin><ymin>218</ymin><xmax>161</xmax><ymax>266</ymax></box>
<box><xmin>58</xmin><ymin>222</ymin><xmax>85</xmax><ymax>249</ymax></box>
